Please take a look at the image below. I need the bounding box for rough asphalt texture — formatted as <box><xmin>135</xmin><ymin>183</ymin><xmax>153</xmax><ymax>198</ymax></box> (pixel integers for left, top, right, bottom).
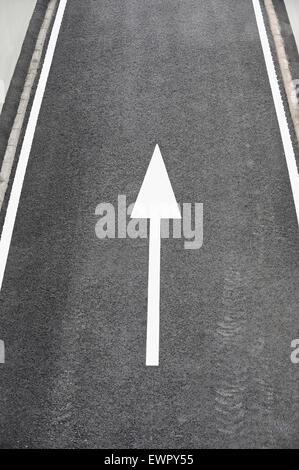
<box><xmin>0</xmin><ymin>0</ymin><xmax>299</xmax><ymax>449</ymax></box>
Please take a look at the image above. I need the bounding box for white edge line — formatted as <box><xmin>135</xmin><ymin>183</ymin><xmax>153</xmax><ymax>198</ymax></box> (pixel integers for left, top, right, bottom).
<box><xmin>0</xmin><ymin>0</ymin><xmax>68</xmax><ymax>292</ymax></box>
<box><xmin>252</xmin><ymin>0</ymin><xmax>299</xmax><ymax>226</ymax></box>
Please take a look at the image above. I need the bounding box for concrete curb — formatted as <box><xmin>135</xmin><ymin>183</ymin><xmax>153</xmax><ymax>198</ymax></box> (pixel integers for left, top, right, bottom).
<box><xmin>0</xmin><ymin>0</ymin><xmax>57</xmax><ymax>211</ymax></box>
<box><xmin>264</xmin><ymin>0</ymin><xmax>299</xmax><ymax>144</ymax></box>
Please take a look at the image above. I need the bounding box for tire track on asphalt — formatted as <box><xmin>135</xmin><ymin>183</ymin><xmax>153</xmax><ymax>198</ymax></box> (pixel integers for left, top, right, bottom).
<box><xmin>249</xmin><ymin>194</ymin><xmax>275</xmax><ymax>448</ymax></box>
<box><xmin>215</xmin><ymin>254</ymin><xmax>249</xmax><ymax>446</ymax></box>
<box><xmin>249</xmin><ymin>184</ymin><xmax>299</xmax><ymax>447</ymax></box>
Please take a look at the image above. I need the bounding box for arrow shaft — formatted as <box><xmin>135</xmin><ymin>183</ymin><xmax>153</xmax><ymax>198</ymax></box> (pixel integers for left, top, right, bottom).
<box><xmin>146</xmin><ymin>217</ymin><xmax>161</xmax><ymax>366</ymax></box>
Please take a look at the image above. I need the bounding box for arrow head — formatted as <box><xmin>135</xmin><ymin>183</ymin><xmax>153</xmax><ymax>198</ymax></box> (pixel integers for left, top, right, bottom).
<box><xmin>131</xmin><ymin>144</ymin><xmax>181</xmax><ymax>220</ymax></box>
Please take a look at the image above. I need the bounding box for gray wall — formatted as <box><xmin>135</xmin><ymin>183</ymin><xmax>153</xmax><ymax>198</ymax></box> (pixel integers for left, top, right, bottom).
<box><xmin>0</xmin><ymin>0</ymin><xmax>37</xmax><ymax>113</ymax></box>
<box><xmin>284</xmin><ymin>0</ymin><xmax>299</xmax><ymax>53</ymax></box>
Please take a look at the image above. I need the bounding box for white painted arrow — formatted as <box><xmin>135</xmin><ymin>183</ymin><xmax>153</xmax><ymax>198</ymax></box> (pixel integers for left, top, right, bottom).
<box><xmin>131</xmin><ymin>144</ymin><xmax>181</xmax><ymax>366</ymax></box>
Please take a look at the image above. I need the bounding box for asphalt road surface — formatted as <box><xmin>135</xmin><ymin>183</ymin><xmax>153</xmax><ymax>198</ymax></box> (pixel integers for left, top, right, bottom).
<box><xmin>0</xmin><ymin>0</ymin><xmax>299</xmax><ymax>449</ymax></box>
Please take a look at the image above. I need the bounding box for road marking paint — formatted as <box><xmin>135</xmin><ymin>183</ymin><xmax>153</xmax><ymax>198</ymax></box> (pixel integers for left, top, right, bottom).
<box><xmin>0</xmin><ymin>0</ymin><xmax>68</xmax><ymax>292</ymax></box>
<box><xmin>252</xmin><ymin>0</ymin><xmax>299</xmax><ymax>226</ymax></box>
<box><xmin>131</xmin><ymin>145</ymin><xmax>181</xmax><ymax>366</ymax></box>
<box><xmin>0</xmin><ymin>340</ymin><xmax>4</xmax><ymax>363</ymax></box>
